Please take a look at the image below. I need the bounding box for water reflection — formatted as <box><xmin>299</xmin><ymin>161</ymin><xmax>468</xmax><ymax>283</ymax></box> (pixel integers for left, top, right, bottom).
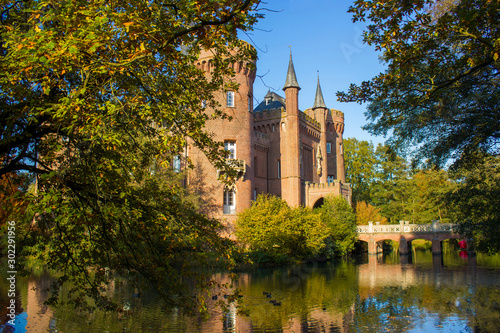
<box><xmin>1</xmin><ymin>249</ymin><xmax>500</xmax><ymax>332</ymax></box>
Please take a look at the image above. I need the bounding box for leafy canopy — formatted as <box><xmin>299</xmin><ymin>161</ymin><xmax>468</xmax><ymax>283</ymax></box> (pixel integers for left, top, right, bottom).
<box><xmin>316</xmin><ymin>195</ymin><xmax>357</xmax><ymax>257</ymax></box>
<box><xmin>236</xmin><ymin>194</ymin><xmax>327</xmax><ymax>259</ymax></box>
<box><xmin>0</xmin><ymin>0</ymin><xmax>262</xmax><ymax>315</ymax></box>
<box><xmin>338</xmin><ymin>0</ymin><xmax>500</xmax><ymax>166</ymax></box>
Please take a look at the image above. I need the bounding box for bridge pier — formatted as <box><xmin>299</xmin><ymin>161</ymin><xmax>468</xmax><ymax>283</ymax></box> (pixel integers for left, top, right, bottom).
<box><xmin>432</xmin><ymin>237</ymin><xmax>442</xmax><ymax>255</ymax></box>
<box><xmin>399</xmin><ymin>237</ymin><xmax>410</xmax><ymax>255</ymax></box>
<box><xmin>368</xmin><ymin>236</ymin><xmax>382</xmax><ymax>255</ymax></box>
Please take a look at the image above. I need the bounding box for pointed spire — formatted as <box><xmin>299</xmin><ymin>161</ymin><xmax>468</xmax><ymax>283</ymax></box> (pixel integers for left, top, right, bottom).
<box><xmin>313</xmin><ymin>72</ymin><xmax>326</xmax><ymax>109</ymax></box>
<box><xmin>283</xmin><ymin>50</ymin><xmax>300</xmax><ymax>91</ymax></box>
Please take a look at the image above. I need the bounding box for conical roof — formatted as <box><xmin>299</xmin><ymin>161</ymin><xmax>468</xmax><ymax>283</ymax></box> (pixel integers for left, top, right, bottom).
<box><xmin>283</xmin><ymin>52</ymin><xmax>300</xmax><ymax>90</ymax></box>
<box><xmin>313</xmin><ymin>74</ymin><xmax>326</xmax><ymax>109</ymax></box>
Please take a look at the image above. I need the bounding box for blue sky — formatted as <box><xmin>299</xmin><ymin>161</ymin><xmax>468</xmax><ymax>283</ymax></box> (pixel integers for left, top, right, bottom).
<box><xmin>241</xmin><ymin>0</ymin><xmax>387</xmax><ymax>145</ymax></box>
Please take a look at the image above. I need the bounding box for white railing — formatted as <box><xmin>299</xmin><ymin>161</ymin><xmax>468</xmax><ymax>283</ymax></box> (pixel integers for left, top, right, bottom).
<box><xmin>357</xmin><ymin>221</ymin><xmax>457</xmax><ymax>234</ymax></box>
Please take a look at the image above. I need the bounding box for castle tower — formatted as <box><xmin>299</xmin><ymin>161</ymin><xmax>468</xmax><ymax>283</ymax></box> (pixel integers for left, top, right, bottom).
<box><xmin>281</xmin><ymin>52</ymin><xmax>302</xmax><ymax>206</ymax></box>
<box><xmin>190</xmin><ymin>47</ymin><xmax>256</xmax><ymax>225</ymax></box>
<box><xmin>332</xmin><ymin>110</ymin><xmax>345</xmax><ymax>182</ymax></box>
<box><xmin>312</xmin><ymin>74</ymin><xmax>328</xmax><ymax>184</ymax></box>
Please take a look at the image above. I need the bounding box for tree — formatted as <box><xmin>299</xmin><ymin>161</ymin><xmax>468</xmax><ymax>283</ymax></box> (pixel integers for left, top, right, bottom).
<box><xmin>370</xmin><ymin>144</ymin><xmax>412</xmax><ymax>223</ymax></box>
<box><xmin>317</xmin><ymin>195</ymin><xmax>357</xmax><ymax>257</ymax></box>
<box><xmin>0</xmin><ymin>0</ymin><xmax>262</xmax><ymax>315</ymax></box>
<box><xmin>355</xmin><ymin>201</ymin><xmax>387</xmax><ymax>225</ymax></box>
<box><xmin>448</xmin><ymin>153</ymin><xmax>500</xmax><ymax>253</ymax></box>
<box><xmin>235</xmin><ymin>195</ymin><xmax>326</xmax><ymax>259</ymax></box>
<box><xmin>407</xmin><ymin>169</ymin><xmax>457</xmax><ymax>223</ymax></box>
<box><xmin>344</xmin><ymin>138</ymin><xmax>377</xmax><ymax>204</ymax></box>
<box><xmin>0</xmin><ymin>171</ymin><xmax>30</xmax><ymax>227</ymax></box>
<box><xmin>338</xmin><ymin>0</ymin><xmax>500</xmax><ymax>166</ymax></box>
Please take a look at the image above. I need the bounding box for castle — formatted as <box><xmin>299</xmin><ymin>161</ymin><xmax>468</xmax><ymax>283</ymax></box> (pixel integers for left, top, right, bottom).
<box><xmin>187</xmin><ymin>49</ymin><xmax>351</xmax><ymax>231</ymax></box>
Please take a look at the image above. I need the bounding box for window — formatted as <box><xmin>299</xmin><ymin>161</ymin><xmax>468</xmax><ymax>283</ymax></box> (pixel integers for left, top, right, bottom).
<box><xmin>224</xmin><ymin>141</ymin><xmax>236</xmax><ymax>159</ymax></box>
<box><xmin>277</xmin><ymin>160</ymin><xmax>281</xmax><ymax>178</ymax></box>
<box><xmin>326</xmin><ymin>142</ymin><xmax>332</xmax><ymax>154</ymax></box>
<box><xmin>327</xmin><ymin>175</ymin><xmax>334</xmax><ymax>184</ymax></box>
<box><xmin>227</xmin><ymin>91</ymin><xmax>235</xmax><ymax>107</ymax></box>
<box><xmin>254</xmin><ymin>188</ymin><xmax>258</xmax><ymax>200</ymax></box>
<box><xmin>201</xmin><ymin>100</ymin><xmax>206</xmax><ymax>108</ymax></box>
<box><xmin>339</xmin><ymin>143</ymin><xmax>343</xmax><ymax>155</ymax></box>
<box><xmin>173</xmin><ymin>155</ymin><xmax>181</xmax><ymax>173</ymax></box>
<box><xmin>223</xmin><ymin>189</ymin><xmax>235</xmax><ymax>214</ymax></box>
<box><xmin>248</xmin><ymin>95</ymin><xmax>252</xmax><ymax>111</ymax></box>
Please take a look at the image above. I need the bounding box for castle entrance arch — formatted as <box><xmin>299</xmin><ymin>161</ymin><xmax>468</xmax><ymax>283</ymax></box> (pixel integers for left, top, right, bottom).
<box><xmin>312</xmin><ymin>198</ymin><xmax>324</xmax><ymax>209</ymax></box>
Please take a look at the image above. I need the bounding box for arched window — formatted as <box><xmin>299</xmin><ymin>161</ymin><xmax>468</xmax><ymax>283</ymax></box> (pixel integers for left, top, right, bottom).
<box><xmin>223</xmin><ymin>188</ymin><xmax>236</xmax><ymax>214</ymax></box>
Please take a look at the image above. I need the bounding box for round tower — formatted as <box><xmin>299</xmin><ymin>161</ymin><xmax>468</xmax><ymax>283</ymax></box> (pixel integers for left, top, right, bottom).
<box><xmin>331</xmin><ymin>109</ymin><xmax>345</xmax><ymax>183</ymax></box>
<box><xmin>312</xmin><ymin>74</ymin><xmax>328</xmax><ymax>184</ymax></box>
<box><xmin>192</xmin><ymin>44</ymin><xmax>257</xmax><ymax>226</ymax></box>
<box><xmin>281</xmin><ymin>51</ymin><xmax>302</xmax><ymax>207</ymax></box>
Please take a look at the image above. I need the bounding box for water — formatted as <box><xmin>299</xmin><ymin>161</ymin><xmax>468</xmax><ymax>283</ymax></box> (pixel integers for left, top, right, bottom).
<box><xmin>2</xmin><ymin>246</ymin><xmax>500</xmax><ymax>332</ymax></box>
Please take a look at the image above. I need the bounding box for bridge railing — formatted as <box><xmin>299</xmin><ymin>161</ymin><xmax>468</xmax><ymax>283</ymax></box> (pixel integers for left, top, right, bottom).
<box><xmin>357</xmin><ymin>221</ymin><xmax>457</xmax><ymax>234</ymax></box>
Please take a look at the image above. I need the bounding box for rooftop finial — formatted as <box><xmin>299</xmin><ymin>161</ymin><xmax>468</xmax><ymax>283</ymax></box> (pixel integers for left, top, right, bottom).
<box><xmin>313</xmin><ymin>72</ymin><xmax>326</xmax><ymax>109</ymax></box>
<box><xmin>283</xmin><ymin>49</ymin><xmax>300</xmax><ymax>91</ymax></box>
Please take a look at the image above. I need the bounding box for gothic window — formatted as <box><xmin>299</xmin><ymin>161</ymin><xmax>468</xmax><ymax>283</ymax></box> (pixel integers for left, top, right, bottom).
<box><xmin>277</xmin><ymin>160</ymin><xmax>281</xmax><ymax>178</ymax></box>
<box><xmin>227</xmin><ymin>91</ymin><xmax>235</xmax><ymax>107</ymax></box>
<box><xmin>339</xmin><ymin>143</ymin><xmax>343</xmax><ymax>155</ymax></box>
<box><xmin>326</xmin><ymin>142</ymin><xmax>332</xmax><ymax>154</ymax></box>
<box><xmin>224</xmin><ymin>141</ymin><xmax>236</xmax><ymax>159</ymax></box>
<box><xmin>223</xmin><ymin>189</ymin><xmax>235</xmax><ymax>214</ymax></box>
<box><xmin>327</xmin><ymin>175</ymin><xmax>334</xmax><ymax>184</ymax></box>
<box><xmin>201</xmin><ymin>100</ymin><xmax>206</xmax><ymax>108</ymax></box>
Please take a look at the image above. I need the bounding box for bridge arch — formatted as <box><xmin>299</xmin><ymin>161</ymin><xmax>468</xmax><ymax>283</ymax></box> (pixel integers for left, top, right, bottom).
<box><xmin>356</xmin><ymin>221</ymin><xmax>465</xmax><ymax>255</ymax></box>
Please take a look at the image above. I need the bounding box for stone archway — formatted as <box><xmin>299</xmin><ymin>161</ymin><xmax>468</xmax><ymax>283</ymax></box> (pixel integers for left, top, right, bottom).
<box><xmin>312</xmin><ymin>197</ymin><xmax>324</xmax><ymax>209</ymax></box>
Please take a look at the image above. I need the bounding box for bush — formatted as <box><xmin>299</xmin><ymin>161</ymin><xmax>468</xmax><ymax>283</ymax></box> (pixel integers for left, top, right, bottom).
<box><xmin>236</xmin><ymin>195</ymin><xmax>326</xmax><ymax>259</ymax></box>
<box><xmin>317</xmin><ymin>195</ymin><xmax>358</xmax><ymax>257</ymax></box>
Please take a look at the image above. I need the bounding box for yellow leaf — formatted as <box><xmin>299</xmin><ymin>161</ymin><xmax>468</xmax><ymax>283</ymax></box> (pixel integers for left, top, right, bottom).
<box><xmin>123</xmin><ymin>22</ymin><xmax>134</xmax><ymax>27</ymax></box>
<box><xmin>494</xmin><ymin>53</ymin><xmax>499</xmax><ymax>61</ymax></box>
<box><xmin>140</xmin><ymin>42</ymin><xmax>145</xmax><ymax>51</ymax></box>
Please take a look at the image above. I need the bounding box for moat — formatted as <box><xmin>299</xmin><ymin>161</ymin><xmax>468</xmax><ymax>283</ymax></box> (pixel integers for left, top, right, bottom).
<box><xmin>2</xmin><ymin>244</ymin><xmax>500</xmax><ymax>332</ymax></box>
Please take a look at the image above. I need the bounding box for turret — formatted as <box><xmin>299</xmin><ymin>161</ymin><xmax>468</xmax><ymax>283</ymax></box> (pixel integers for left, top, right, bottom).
<box><xmin>312</xmin><ymin>74</ymin><xmax>328</xmax><ymax>184</ymax></box>
<box><xmin>280</xmin><ymin>51</ymin><xmax>302</xmax><ymax>206</ymax></box>
<box><xmin>332</xmin><ymin>109</ymin><xmax>345</xmax><ymax>182</ymax></box>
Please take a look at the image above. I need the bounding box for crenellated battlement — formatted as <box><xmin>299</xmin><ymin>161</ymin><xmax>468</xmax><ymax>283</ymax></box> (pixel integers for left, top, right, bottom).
<box><xmin>330</xmin><ymin>109</ymin><xmax>344</xmax><ymax>119</ymax></box>
<box><xmin>196</xmin><ymin>42</ymin><xmax>257</xmax><ymax>77</ymax></box>
<box><xmin>253</xmin><ymin>107</ymin><xmax>286</xmax><ymax>121</ymax></box>
<box><xmin>305</xmin><ymin>180</ymin><xmax>343</xmax><ymax>189</ymax></box>
<box><xmin>299</xmin><ymin>110</ymin><xmax>321</xmax><ymax>129</ymax></box>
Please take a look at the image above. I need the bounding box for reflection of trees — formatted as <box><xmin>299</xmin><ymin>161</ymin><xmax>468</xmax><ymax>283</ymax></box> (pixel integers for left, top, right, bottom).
<box><xmin>352</xmin><ymin>283</ymin><xmax>500</xmax><ymax>333</ymax></box>
<box><xmin>233</xmin><ymin>260</ymin><xmax>358</xmax><ymax>331</ymax></box>
<box><xmin>469</xmin><ymin>288</ymin><xmax>500</xmax><ymax>333</ymax></box>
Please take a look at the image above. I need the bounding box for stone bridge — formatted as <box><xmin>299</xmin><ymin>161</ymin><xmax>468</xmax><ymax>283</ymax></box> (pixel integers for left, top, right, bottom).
<box><xmin>357</xmin><ymin>221</ymin><xmax>464</xmax><ymax>255</ymax></box>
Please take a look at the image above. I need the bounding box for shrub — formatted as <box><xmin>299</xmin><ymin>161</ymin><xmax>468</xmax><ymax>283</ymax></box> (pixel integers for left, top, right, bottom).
<box><xmin>236</xmin><ymin>195</ymin><xmax>326</xmax><ymax>259</ymax></box>
<box><xmin>317</xmin><ymin>195</ymin><xmax>357</xmax><ymax>257</ymax></box>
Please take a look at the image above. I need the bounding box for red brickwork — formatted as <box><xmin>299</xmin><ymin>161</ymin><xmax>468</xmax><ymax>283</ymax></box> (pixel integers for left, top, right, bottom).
<box><xmin>188</xmin><ymin>49</ymin><xmax>352</xmax><ymax>234</ymax></box>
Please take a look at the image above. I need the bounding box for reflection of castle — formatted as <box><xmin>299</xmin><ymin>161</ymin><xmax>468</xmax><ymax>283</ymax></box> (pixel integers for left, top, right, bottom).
<box><xmin>188</xmin><ymin>49</ymin><xmax>351</xmax><ymax>226</ymax></box>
